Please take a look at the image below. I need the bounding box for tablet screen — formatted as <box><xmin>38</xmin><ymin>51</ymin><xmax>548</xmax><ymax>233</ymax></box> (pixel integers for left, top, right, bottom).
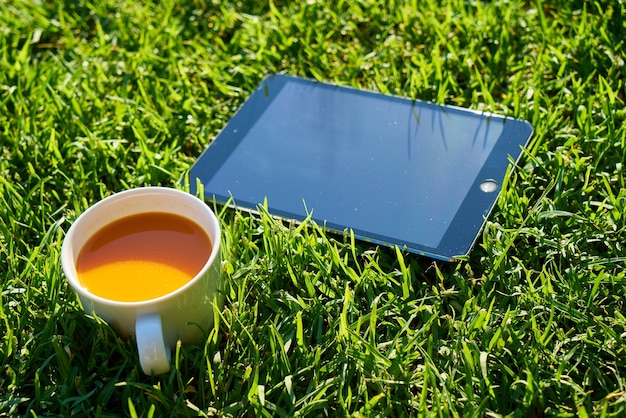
<box><xmin>189</xmin><ymin>74</ymin><xmax>533</xmax><ymax>260</ymax></box>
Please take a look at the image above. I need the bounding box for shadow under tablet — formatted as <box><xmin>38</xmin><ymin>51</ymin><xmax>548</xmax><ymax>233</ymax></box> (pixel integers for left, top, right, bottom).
<box><xmin>189</xmin><ymin>74</ymin><xmax>533</xmax><ymax>261</ymax></box>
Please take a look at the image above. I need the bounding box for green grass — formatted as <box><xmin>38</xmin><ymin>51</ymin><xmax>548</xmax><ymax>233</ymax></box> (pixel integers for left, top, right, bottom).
<box><xmin>1</xmin><ymin>0</ymin><xmax>626</xmax><ymax>416</ymax></box>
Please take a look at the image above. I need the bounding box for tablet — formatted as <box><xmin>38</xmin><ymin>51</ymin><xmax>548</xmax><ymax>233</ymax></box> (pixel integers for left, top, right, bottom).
<box><xmin>189</xmin><ymin>74</ymin><xmax>533</xmax><ymax>261</ymax></box>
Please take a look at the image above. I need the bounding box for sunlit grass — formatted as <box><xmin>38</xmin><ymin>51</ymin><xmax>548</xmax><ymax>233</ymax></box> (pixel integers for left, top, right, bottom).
<box><xmin>1</xmin><ymin>0</ymin><xmax>625</xmax><ymax>416</ymax></box>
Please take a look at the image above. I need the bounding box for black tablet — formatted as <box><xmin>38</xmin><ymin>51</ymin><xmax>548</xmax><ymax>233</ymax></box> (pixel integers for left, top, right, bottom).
<box><xmin>189</xmin><ymin>74</ymin><xmax>533</xmax><ymax>261</ymax></box>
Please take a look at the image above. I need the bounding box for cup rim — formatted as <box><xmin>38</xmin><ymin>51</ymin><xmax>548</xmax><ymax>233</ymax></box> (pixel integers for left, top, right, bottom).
<box><xmin>61</xmin><ymin>186</ymin><xmax>222</xmax><ymax>308</ymax></box>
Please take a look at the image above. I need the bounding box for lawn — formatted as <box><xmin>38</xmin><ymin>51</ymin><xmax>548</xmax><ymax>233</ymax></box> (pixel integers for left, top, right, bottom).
<box><xmin>1</xmin><ymin>0</ymin><xmax>626</xmax><ymax>416</ymax></box>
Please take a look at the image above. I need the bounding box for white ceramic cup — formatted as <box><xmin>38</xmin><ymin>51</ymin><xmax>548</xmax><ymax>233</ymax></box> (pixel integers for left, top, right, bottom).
<box><xmin>61</xmin><ymin>187</ymin><xmax>222</xmax><ymax>375</ymax></box>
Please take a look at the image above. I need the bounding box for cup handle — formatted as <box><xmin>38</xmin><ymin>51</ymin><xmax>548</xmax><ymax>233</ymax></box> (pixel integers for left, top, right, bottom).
<box><xmin>135</xmin><ymin>314</ymin><xmax>171</xmax><ymax>375</ymax></box>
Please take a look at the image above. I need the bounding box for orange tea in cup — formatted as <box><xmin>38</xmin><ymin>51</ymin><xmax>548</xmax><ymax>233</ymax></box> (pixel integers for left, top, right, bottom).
<box><xmin>76</xmin><ymin>212</ymin><xmax>212</xmax><ymax>302</ymax></box>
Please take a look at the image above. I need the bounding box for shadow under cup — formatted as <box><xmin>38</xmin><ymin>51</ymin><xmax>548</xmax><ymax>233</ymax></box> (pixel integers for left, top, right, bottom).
<box><xmin>61</xmin><ymin>187</ymin><xmax>223</xmax><ymax>375</ymax></box>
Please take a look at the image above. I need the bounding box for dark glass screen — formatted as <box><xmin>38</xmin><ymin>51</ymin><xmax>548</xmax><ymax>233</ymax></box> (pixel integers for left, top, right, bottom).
<box><xmin>189</xmin><ymin>74</ymin><xmax>533</xmax><ymax>260</ymax></box>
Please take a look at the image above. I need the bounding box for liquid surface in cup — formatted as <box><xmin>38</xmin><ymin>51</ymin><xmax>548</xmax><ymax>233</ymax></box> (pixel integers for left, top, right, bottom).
<box><xmin>77</xmin><ymin>212</ymin><xmax>212</xmax><ymax>302</ymax></box>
